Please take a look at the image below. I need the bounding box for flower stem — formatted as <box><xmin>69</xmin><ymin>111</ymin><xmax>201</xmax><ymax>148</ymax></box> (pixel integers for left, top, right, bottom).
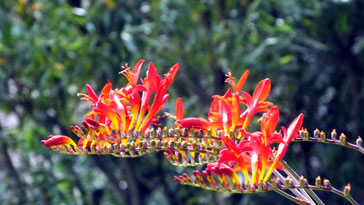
<box><xmin>293</xmin><ymin>135</ymin><xmax>364</xmax><ymax>155</ymax></box>
<box><xmin>273</xmin><ymin>170</ymin><xmax>313</xmax><ymax>204</ymax></box>
<box><xmin>281</xmin><ymin>160</ymin><xmax>324</xmax><ymax>205</ymax></box>
<box><xmin>272</xmin><ymin>189</ymin><xmax>308</xmax><ymax>204</ymax></box>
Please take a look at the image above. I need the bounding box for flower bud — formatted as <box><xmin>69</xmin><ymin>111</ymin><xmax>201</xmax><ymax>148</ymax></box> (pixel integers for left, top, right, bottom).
<box><xmin>314</xmin><ymin>128</ymin><xmax>320</xmax><ymax>138</ymax></box>
<box><xmin>163</xmin><ymin>127</ymin><xmax>168</xmax><ymax>137</ymax></box>
<box><xmin>150</xmin><ymin>139</ymin><xmax>156</xmax><ymax>148</ymax></box>
<box><xmin>299</xmin><ymin>129</ymin><xmax>304</xmax><ymax>138</ymax></box>
<box><xmin>299</xmin><ymin>176</ymin><xmax>306</xmax><ymax>187</ymax></box>
<box><xmin>344</xmin><ymin>184</ymin><xmax>351</xmax><ymax>197</ymax></box>
<box><xmin>175</xmin><ymin>128</ymin><xmax>181</xmax><ymax>137</ymax></box>
<box><xmin>320</xmin><ymin>131</ymin><xmax>326</xmax><ymax>141</ymax></box>
<box><xmin>304</xmin><ymin>129</ymin><xmax>309</xmax><ymax>140</ymax></box>
<box><xmin>149</xmin><ymin>128</ymin><xmax>155</xmax><ymax>138</ymax></box>
<box><xmin>168</xmin><ymin>140</ymin><xmax>175</xmax><ymax>149</ymax></box>
<box><xmin>315</xmin><ymin>176</ymin><xmax>321</xmax><ymax>188</ymax></box>
<box><xmin>182</xmin><ymin>141</ymin><xmax>188</xmax><ymax>149</ymax></box>
<box><xmin>323</xmin><ymin>179</ymin><xmax>331</xmax><ymax>188</ymax></box>
<box><xmin>284</xmin><ymin>176</ymin><xmax>292</xmax><ymax>188</ymax></box>
<box><xmin>356</xmin><ymin>136</ymin><xmax>362</xmax><ymax>147</ymax></box>
<box><xmin>339</xmin><ymin>133</ymin><xmax>347</xmax><ymax>145</ymax></box>
<box><xmin>138</xmin><ymin>141</ymin><xmax>144</xmax><ymax>150</ymax></box>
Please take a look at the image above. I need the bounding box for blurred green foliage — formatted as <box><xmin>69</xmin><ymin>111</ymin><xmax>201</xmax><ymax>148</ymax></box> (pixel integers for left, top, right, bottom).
<box><xmin>1</xmin><ymin>0</ymin><xmax>364</xmax><ymax>204</ymax></box>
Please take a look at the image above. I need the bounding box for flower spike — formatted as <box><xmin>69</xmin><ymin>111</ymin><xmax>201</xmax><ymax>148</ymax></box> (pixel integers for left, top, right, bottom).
<box><xmin>42</xmin><ymin>60</ymin><xmax>179</xmax><ymax>155</ymax></box>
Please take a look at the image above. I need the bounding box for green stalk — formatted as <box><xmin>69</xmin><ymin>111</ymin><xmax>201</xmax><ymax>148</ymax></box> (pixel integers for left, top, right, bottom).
<box><xmin>282</xmin><ymin>160</ymin><xmax>324</xmax><ymax>205</ymax></box>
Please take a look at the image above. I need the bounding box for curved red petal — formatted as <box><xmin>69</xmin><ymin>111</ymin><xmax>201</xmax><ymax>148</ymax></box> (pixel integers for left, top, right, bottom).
<box><xmin>176</xmin><ymin>117</ymin><xmax>210</xmax><ymax>130</ymax></box>
<box><xmin>86</xmin><ymin>84</ymin><xmax>99</xmax><ymax>102</ymax></box>
<box><xmin>41</xmin><ymin>135</ymin><xmax>76</xmax><ymax>147</ymax></box>
<box><xmin>236</xmin><ymin>70</ymin><xmax>250</xmax><ymax>92</ymax></box>
<box><xmin>176</xmin><ymin>98</ymin><xmax>183</xmax><ymax>120</ymax></box>
<box><xmin>285</xmin><ymin>113</ymin><xmax>304</xmax><ymax>143</ymax></box>
<box><xmin>253</xmin><ymin>78</ymin><xmax>271</xmax><ymax>103</ymax></box>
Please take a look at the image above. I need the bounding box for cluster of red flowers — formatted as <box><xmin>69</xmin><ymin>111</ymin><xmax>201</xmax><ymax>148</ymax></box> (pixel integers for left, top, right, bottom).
<box><xmin>42</xmin><ymin>60</ymin><xmax>179</xmax><ymax>151</ymax></box>
<box><xmin>42</xmin><ymin>60</ymin><xmax>303</xmax><ymax>185</ymax></box>
<box><xmin>169</xmin><ymin>70</ymin><xmax>303</xmax><ymax>185</ymax></box>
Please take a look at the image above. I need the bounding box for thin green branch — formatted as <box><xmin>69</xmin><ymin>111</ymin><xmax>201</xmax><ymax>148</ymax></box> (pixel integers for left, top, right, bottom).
<box><xmin>273</xmin><ymin>170</ymin><xmax>314</xmax><ymax>204</ymax></box>
<box><xmin>281</xmin><ymin>160</ymin><xmax>324</xmax><ymax>205</ymax></box>
<box><xmin>273</xmin><ymin>189</ymin><xmax>309</xmax><ymax>204</ymax></box>
<box><xmin>293</xmin><ymin>130</ymin><xmax>364</xmax><ymax>155</ymax></box>
<box><xmin>175</xmin><ymin>167</ymin><xmax>358</xmax><ymax>205</ymax></box>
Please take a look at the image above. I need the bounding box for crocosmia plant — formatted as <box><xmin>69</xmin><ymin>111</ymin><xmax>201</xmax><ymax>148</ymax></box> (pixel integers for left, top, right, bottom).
<box><xmin>42</xmin><ymin>60</ymin><xmax>362</xmax><ymax>204</ymax></box>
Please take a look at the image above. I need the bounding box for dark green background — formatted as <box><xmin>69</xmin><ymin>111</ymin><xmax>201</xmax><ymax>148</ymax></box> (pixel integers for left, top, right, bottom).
<box><xmin>1</xmin><ymin>0</ymin><xmax>364</xmax><ymax>204</ymax></box>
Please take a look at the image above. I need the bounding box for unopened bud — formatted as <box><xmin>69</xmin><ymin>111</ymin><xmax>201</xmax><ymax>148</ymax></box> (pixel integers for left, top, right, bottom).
<box><xmin>356</xmin><ymin>136</ymin><xmax>362</xmax><ymax>147</ymax></box>
<box><xmin>304</xmin><ymin>129</ymin><xmax>309</xmax><ymax>140</ymax></box>
<box><xmin>138</xmin><ymin>141</ymin><xmax>144</xmax><ymax>150</ymax></box>
<box><xmin>125</xmin><ymin>142</ymin><xmax>131</xmax><ymax>150</ymax></box>
<box><xmin>102</xmin><ymin>145</ymin><xmax>108</xmax><ymax>153</ymax></box>
<box><xmin>190</xmin><ymin>129</ymin><xmax>195</xmax><ymax>138</ymax></box>
<box><xmin>163</xmin><ymin>127</ymin><xmax>168</xmax><ymax>137</ymax></box>
<box><xmin>130</xmin><ymin>141</ymin><xmax>136</xmax><ymax>150</ymax></box>
<box><xmin>344</xmin><ymin>184</ymin><xmax>351</xmax><ymax>197</ymax></box>
<box><xmin>182</xmin><ymin>141</ymin><xmax>188</xmax><ymax>149</ymax></box>
<box><xmin>299</xmin><ymin>176</ymin><xmax>306</xmax><ymax>187</ymax></box>
<box><xmin>299</xmin><ymin>129</ymin><xmax>304</xmax><ymax>138</ymax></box>
<box><xmin>150</xmin><ymin>139</ymin><xmax>156</xmax><ymax>148</ymax></box>
<box><xmin>339</xmin><ymin>133</ymin><xmax>347</xmax><ymax>145</ymax></box>
<box><xmin>163</xmin><ymin>140</ymin><xmax>168</xmax><ymax>148</ymax></box>
<box><xmin>156</xmin><ymin>139</ymin><xmax>161</xmax><ymax>148</ymax></box>
<box><xmin>331</xmin><ymin>129</ymin><xmax>337</xmax><ymax>140</ymax></box>
<box><xmin>320</xmin><ymin>131</ymin><xmax>326</xmax><ymax>141</ymax></box>
<box><xmin>315</xmin><ymin>176</ymin><xmax>321</xmax><ymax>188</ymax></box>
<box><xmin>168</xmin><ymin>140</ymin><xmax>175</xmax><ymax>149</ymax></box>
<box><xmin>284</xmin><ymin>176</ymin><xmax>291</xmax><ymax>188</ymax></box>
<box><xmin>168</xmin><ymin>128</ymin><xmax>175</xmax><ymax>137</ymax></box>
<box><xmin>323</xmin><ymin>179</ymin><xmax>331</xmax><ymax>188</ymax></box>
<box><xmin>175</xmin><ymin>128</ymin><xmax>181</xmax><ymax>137</ymax></box>
<box><xmin>176</xmin><ymin>141</ymin><xmax>181</xmax><ymax>149</ymax></box>
<box><xmin>314</xmin><ymin>129</ymin><xmax>320</xmax><ymax>138</ymax></box>
<box><xmin>191</xmin><ymin>142</ymin><xmax>197</xmax><ymax>150</ymax></box>
<box><xmin>258</xmin><ymin>182</ymin><xmax>263</xmax><ymax>191</ymax></box>
<box><xmin>207</xmin><ymin>129</ymin><xmax>212</xmax><ymax>137</ymax></box>
<box><xmin>150</xmin><ymin>128</ymin><xmax>155</xmax><ymax>138</ymax></box>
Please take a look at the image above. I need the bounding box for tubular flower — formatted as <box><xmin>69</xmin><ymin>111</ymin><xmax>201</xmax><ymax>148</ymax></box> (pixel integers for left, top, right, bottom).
<box><xmin>165</xmin><ymin>70</ymin><xmax>303</xmax><ymax>185</ymax></box>
<box><xmin>169</xmin><ymin>70</ymin><xmax>252</xmax><ymax>135</ymax></box>
<box><xmin>215</xmin><ymin>107</ymin><xmax>286</xmax><ymax>185</ymax></box>
<box><xmin>240</xmin><ymin>78</ymin><xmax>273</xmax><ymax>130</ymax></box>
<box><xmin>41</xmin><ymin>135</ymin><xmax>78</xmax><ymax>151</ymax></box>
<box><xmin>166</xmin><ymin>97</ymin><xmax>211</xmax><ymax>131</ymax></box>
<box><xmin>210</xmin><ymin>89</ymin><xmax>244</xmax><ymax>134</ymax></box>
<box><xmin>225</xmin><ymin>70</ymin><xmax>249</xmax><ymax>93</ymax></box>
<box><xmin>263</xmin><ymin>113</ymin><xmax>304</xmax><ymax>182</ymax></box>
<box><xmin>42</xmin><ymin>60</ymin><xmax>179</xmax><ymax>153</ymax></box>
<box><xmin>208</xmin><ymin>70</ymin><xmax>250</xmax><ymax>133</ymax></box>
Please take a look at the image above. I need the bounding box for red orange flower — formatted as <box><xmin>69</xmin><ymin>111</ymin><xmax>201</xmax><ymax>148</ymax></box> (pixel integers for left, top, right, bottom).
<box><xmin>240</xmin><ymin>78</ymin><xmax>273</xmax><ymax>130</ymax></box>
<box><xmin>263</xmin><ymin>113</ymin><xmax>304</xmax><ymax>182</ymax></box>
<box><xmin>42</xmin><ymin>60</ymin><xmax>179</xmax><ymax>151</ymax></box>
<box><xmin>169</xmin><ymin>70</ymin><xmax>303</xmax><ymax>184</ymax></box>
<box><xmin>41</xmin><ymin>135</ymin><xmax>78</xmax><ymax>150</ymax></box>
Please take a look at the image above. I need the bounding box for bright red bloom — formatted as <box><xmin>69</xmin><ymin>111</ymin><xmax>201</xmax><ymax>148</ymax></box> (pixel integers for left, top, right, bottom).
<box><xmin>166</xmin><ymin>97</ymin><xmax>211</xmax><ymax>131</ymax></box>
<box><xmin>263</xmin><ymin>113</ymin><xmax>304</xmax><ymax>182</ymax></box>
<box><xmin>240</xmin><ymin>78</ymin><xmax>273</xmax><ymax>129</ymax></box>
<box><xmin>170</xmin><ymin>70</ymin><xmax>255</xmax><ymax>136</ymax></box>
<box><xmin>42</xmin><ymin>60</ymin><xmax>179</xmax><ymax>151</ymax></box>
<box><xmin>210</xmin><ymin>89</ymin><xmax>244</xmax><ymax>133</ymax></box>
<box><xmin>215</xmin><ymin>107</ymin><xmax>285</xmax><ymax>184</ymax></box>
<box><xmin>176</xmin><ymin>117</ymin><xmax>210</xmax><ymax>131</ymax></box>
<box><xmin>175</xmin><ymin>97</ymin><xmax>183</xmax><ymax>121</ymax></box>
<box><xmin>225</xmin><ymin>70</ymin><xmax>249</xmax><ymax>93</ymax></box>
<box><xmin>41</xmin><ymin>135</ymin><xmax>78</xmax><ymax>150</ymax></box>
